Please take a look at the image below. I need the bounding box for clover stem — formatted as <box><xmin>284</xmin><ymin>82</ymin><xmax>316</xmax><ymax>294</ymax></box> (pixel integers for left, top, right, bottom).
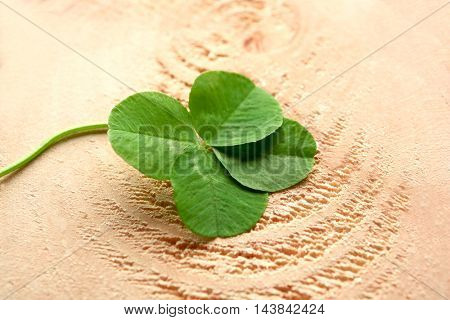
<box><xmin>0</xmin><ymin>124</ymin><xmax>109</xmax><ymax>179</ymax></box>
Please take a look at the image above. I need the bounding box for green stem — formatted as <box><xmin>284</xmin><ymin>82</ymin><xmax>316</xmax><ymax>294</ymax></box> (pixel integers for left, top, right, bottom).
<box><xmin>0</xmin><ymin>124</ymin><xmax>108</xmax><ymax>178</ymax></box>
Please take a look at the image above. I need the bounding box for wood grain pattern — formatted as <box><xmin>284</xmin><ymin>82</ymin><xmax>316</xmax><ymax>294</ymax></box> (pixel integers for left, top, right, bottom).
<box><xmin>0</xmin><ymin>0</ymin><xmax>449</xmax><ymax>299</ymax></box>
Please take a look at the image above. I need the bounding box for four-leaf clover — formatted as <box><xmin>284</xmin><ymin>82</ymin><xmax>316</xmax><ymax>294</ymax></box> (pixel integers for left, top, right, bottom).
<box><xmin>108</xmin><ymin>71</ymin><xmax>317</xmax><ymax>237</ymax></box>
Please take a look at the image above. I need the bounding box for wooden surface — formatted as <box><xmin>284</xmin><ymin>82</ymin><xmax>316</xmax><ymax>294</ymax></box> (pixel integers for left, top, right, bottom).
<box><xmin>0</xmin><ymin>0</ymin><xmax>449</xmax><ymax>299</ymax></box>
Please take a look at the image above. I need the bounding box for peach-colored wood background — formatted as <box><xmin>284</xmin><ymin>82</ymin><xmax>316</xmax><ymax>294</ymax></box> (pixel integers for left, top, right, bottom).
<box><xmin>1</xmin><ymin>0</ymin><xmax>449</xmax><ymax>299</ymax></box>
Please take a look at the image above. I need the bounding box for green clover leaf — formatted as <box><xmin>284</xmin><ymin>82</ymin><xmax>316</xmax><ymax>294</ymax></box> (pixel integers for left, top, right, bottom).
<box><xmin>108</xmin><ymin>92</ymin><xmax>199</xmax><ymax>180</ymax></box>
<box><xmin>213</xmin><ymin>118</ymin><xmax>317</xmax><ymax>192</ymax></box>
<box><xmin>171</xmin><ymin>146</ymin><xmax>268</xmax><ymax>237</ymax></box>
<box><xmin>189</xmin><ymin>71</ymin><xmax>283</xmax><ymax>146</ymax></box>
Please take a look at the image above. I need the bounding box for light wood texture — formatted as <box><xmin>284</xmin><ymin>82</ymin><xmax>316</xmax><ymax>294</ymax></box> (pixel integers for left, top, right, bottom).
<box><xmin>0</xmin><ymin>0</ymin><xmax>449</xmax><ymax>299</ymax></box>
